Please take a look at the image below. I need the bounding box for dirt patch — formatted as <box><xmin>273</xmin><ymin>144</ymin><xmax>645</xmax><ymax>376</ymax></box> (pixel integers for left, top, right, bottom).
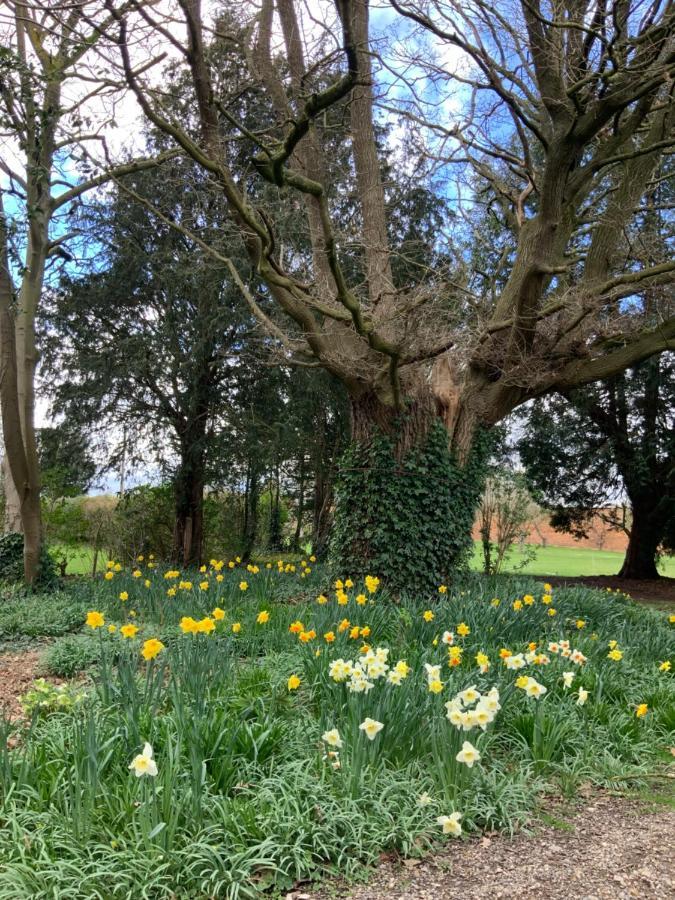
<box><xmin>301</xmin><ymin>791</ymin><xmax>675</xmax><ymax>900</ymax></box>
<box><xmin>541</xmin><ymin>574</ymin><xmax>675</xmax><ymax>606</ymax></box>
<box><xmin>0</xmin><ymin>649</ymin><xmax>50</xmax><ymax>717</ymax></box>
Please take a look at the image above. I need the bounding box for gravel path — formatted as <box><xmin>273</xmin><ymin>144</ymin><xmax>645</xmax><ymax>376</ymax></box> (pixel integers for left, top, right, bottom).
<box><xmin>298</xmin><ymin>791</ymin><xmax>675</xmax><ymax>900</ymax></box>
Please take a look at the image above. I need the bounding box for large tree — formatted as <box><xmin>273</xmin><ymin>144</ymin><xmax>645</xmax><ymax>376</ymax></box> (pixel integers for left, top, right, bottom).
<box><xmin>519</xmin><ymin>355</ymin><xmax>675</xmax><ymax>579</ymax></box>
<box><xmin>0</xmin><ymin>1</ymin><xmax>176</xmax><ymax>581</ymax></box>
<box><xmin>100</xmin><ymin>0</ymin><xmax>675</xmax><ymax>589</ymax></box>
<box><xmin>42</xmin><ymin>159</ymin><xmax>252</xmax><ymax>567</ymax></box>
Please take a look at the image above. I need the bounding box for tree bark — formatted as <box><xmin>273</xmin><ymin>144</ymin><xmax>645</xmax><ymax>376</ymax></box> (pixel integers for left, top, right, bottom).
<box><xmin>0</xmin><ymin>199</ymin><xmax>42</xmax><ymax>583</ymax></box>
<box><xmin>2</xmin><ymin>454</ymin><xmax>22</xmax><ymax>532</ymax></box>
<box><xmin>618</xmin><ymin>503</ymin><xmax>662</xmax><ymax>580</ymax></box>
<box><xmin>172</xmin><ymin>431</ymin><xmax>206</xmax><ymax>569</ymax></box>
<box><xmin>331</xmin><ymin>383</ymin><xmax>486</xmax><ymax>591</ymax></box>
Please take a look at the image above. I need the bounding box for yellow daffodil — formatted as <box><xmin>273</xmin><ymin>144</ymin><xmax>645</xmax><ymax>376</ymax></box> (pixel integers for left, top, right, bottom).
<box><xmin>86</xmin><ymin>611</ymin><xmax>105</xmax><ymax>629</ymax></box>
<box><xmin>457</xmin><ymin>622</ymin><xmax>470</xmax><ymax>637</ymax></box>
<box><xmin>635</xmin><ymin>703</ymin><xmax>648</xmax><ymax>718</ymax></box>
<box><xmin>659</xmin><ymin>660</ymin><xmax>671</xmax><ymax>672</ymax></box>
<box><xmin>423</xmin><ymin>610</ymin><xmax>434</xmax><ymax>622</ymax></box>
<box><xmin>231</xmin><ymin>622</ymin><xmax>241</xmax><ymax>633</ymax></box>
<box><xmin>256</xmin><ymin>610</ymin><xmax>270</xmax><ymax>624</ymax></box>
<box><xmin>287</xmin><ymin>674</ymin><xmax>301</xmax><ymax>690</ymax></box>
<box><xmin>141</xmin><ymin>638</ymin><xmax>165</xmax><ymax>661</ymax></box>
<box><xmin>120</xmin><ymin>624</ymin><xmax>138</xmax><ymax>639</ymax></box>
<box><xmin>212</xmin><ymin>607</ymin><xmax>225</xmax><ymax>621</ymax></box>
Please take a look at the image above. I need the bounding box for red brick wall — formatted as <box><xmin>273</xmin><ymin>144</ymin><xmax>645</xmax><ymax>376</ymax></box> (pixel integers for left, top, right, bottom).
<box><xmin>472</xmin><ymin>510</ymin><xmax>629</xmax><ymax>552</ymax></box>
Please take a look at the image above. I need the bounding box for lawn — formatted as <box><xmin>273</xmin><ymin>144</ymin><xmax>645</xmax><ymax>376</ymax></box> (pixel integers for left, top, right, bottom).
<box><xmin>55</xmin><ymin>542</ymin><xmax>675</xmax><ymax>579</ymax></box>
<box><xmin>469</xmin><ymin>542</ymin><xmax>675</xmax><ymax>578</ymax></box>
<box><xmin>0</xmin><ymin>561</ymin><xmax>673</xmax><ymax>897</ymax></box>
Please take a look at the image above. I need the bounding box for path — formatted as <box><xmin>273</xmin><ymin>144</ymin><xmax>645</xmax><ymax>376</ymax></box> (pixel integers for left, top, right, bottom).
<box><xmin>300</xmin><ymin>791</ymin><xmax>675</xmax><ymax>900</ymax></box>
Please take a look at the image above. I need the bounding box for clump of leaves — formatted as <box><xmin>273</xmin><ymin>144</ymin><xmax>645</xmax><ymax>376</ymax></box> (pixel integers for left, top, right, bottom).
<box><xmin>42</xmin><ymin>635</ymin><xmax>99</xmax><ymax>677</ymax></box>
<box><xmin>20</xmin><ymin>678</ymin><xmax>87</xmax><ymax>716</ymax></box>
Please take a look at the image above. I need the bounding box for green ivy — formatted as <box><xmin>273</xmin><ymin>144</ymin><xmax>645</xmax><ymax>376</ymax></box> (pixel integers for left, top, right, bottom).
<box><xmin>329</xmin><ymin>420</ymin><xmax>489</xmax><ymax>595</ymax></box>
<box><xmin>0</xmin><ymin>532</ymin><xmax>58</xmax><ymax>592</ymax></box>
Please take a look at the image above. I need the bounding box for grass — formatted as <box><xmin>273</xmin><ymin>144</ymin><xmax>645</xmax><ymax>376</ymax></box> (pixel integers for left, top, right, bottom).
<box><xmin>53</xmin><ymin>542</ymin><xmax>675</xmax><ymax>579</ymax></box>
<box><xmin>469</xmin><ymin>542</ymin><xmax>675</xmax><ymax>578</ymax></box>
<box><xmin>0</xmin><ymin>562</ymin><xmax>673</xmax><ymax>897</ymax></box>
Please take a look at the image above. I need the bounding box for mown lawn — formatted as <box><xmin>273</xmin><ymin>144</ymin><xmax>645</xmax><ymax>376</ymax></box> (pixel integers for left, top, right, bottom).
<box><xmin>53</xmin><ymin>542</ymin><xmax>675</xmax><ymax>579</ymax></box>
<box><xmin>469</xmin><ymin>543</ymin><xmax>675</xmax><ymax>578</ymax></box>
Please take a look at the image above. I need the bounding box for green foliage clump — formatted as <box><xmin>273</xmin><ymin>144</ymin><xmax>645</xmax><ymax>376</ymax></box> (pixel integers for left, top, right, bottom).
<box><xmin>0</xmin><ymin>590</ymin><xmax>87</xmax><ymax>638</ymax></box>
<box><xmin>42</xmin><ymin>635</ymin><xmax>100</xmax><ymax>678</ymax></box>
<box><xmin>0</xmin><ymin>532</ymin><xmax>57</xmax><ymax>591</ymax></box>
<box><xmin>19</xmin><ymin>678</ymin><xmax>87</xmax><ymax>717</ymax></box>
<box><xmin>330</xmin><ymin>420</ymin><xmax>487</xmax><ymax>593</ymax></box>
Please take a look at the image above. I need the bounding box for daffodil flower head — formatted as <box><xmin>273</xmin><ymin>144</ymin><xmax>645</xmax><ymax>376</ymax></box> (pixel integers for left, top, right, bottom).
<box><xmin>456</xmin><ymin>740</ymin><xmax>480</xmax><ymax>768</ymax></box>
<box><xmin>359</xmin><ymin>717</ymin><xmax>384</xmax><ymax>740</ymax></box>
<box><xmin>437</xmin><ymin>811</ymin><xmax>462</xmax><ymax>836</ymax></box>
<box><xmin>129</xmin><ymin>742</ymin><xmax>157</xmax><ymax>778</ymax></box>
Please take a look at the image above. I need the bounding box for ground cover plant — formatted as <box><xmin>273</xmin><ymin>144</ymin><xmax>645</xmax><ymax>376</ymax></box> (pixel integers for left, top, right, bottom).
<box><xmin>0</xmin><ymin>559</ymin><xmax>673</xmax><ymax>898</ymax></box>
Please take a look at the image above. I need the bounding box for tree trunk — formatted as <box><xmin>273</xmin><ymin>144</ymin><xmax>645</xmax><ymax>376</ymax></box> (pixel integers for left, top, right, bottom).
<box><xmin>172</xmin><ymin>432</ymin><xmax>205</xmax><ymax>569</ymax></box>
<box><xmin>242</xmin><ymin>461</ymin><xmax>259</xmax><ymax>560</ymax></box>
<box><xmin>330</xmin><ymin>388</ymin><xmax>487</xmax><ymax>594</ymax></box>
<box><xmin>618</xmin><ymin>503</ymin><xmax>661</xmax><ymax>579</ymax></box>
<box><xmin>293</xmin><ymin>453</ymin><xmax>306</xmax><ymax>551</ymax></box>
<box><xmin>0</xmin><ymin>200</ymin><xmax>42</xmax><ymax>583</ymax></box>
<box><xmin>2</xmin><ymin>454</ymin><xmax>22</xmax><ymax>532</ymax></box>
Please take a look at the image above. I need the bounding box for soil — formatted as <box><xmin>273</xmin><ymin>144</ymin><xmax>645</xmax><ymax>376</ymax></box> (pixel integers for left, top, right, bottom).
<box><xmin>540</xmin><ymin>574</ymin><xmax>675</xmax><ymax>606</ymax></box>
<box><xmin>0</xmin><ymin>649</ymin><xmax>49</xmax><ymax>717</ymax></box>
<box><xmin>299</xmin><ymin>791</ymin><xmax>675</xmax><ymax>900</ymax></box>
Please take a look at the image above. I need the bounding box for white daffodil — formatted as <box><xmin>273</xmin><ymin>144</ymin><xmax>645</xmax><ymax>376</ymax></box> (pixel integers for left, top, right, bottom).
<box><xmin>458</xmin><ymin>685</ymin><xmax>480</xmax><ymax>706</ymax></box>
<box><xmin>417</xmin><ymin>792</ymin><xmax>434</xmax><ymax>806</ymax></box>
<box><xmin>577</xmin><ymin>687</ymin><xmax>588</xmax><ymax>706</ymax></box>
<box><xmin>437</xmin><ymin>812</ymin><xmax>462</xmax><ymax>836</ymax></box>
<box><xmin>322</xmin><ymin>728</ymin><xmax>343</xmax><ymax>749</ymax></box>
<box><xmin>424</xmin><ymin>663</ymin><xmax>442</xmax><ymax>681</ymax></box>
<box><xmin>446</xmin><ymin>706</ymin><xmax>464</xmax><ymax>728</ymax></box>
<box><xmin>387</xmin><ymin>670</ymin><xmax>404</xmax><ymax>686</ymax></box>
<box><xmin>441</xmin><ymin>630</ymin><xmax>455</xmax><ymax>645</ymax></box>
<box><xmin>570</xmin><ymin>649</ymin><xmax>587</xmax><ymax>665</ymax></box>
<box><xmin>128</xmin><ymin>742</ymin><xmax>158</xmax><ymax>778</ymax></box>
<box><xmin>562</xmin><ymin>671</ymin><xmax>575</xmax><ymax>689</ymax></box>
<box><xmin>474</xmin><ymin>706</ymin><xmax>494</xmax><ymax>729</ymax></box>
<box><xmin>505</xmin><ymin>653</ymin><xmax>526</xmax><ymax>670</ymax></box>
<box><xmin>456</xmin><ymin>740</ymin><xmax>481</xmax><ymax>768</ymax></box>
<box><xmin>359</xmin><ymin>717</ymin><xmax>384</xmax><ymax>740</ymax></box>
<box><xmin>525</xmin><ymin>679</ymin><xmax>547</xmax><ymax>699</ymax></box>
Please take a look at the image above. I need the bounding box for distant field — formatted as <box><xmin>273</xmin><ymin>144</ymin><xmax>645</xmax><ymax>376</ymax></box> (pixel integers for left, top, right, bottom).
<box><xmin>51</xmin><ymin>541</ymin><xmax>675</xmax><ymax>579</ymax></box>
<box><xmin>469</xmin><ymin>542</ymin><xmax>675</xmax><ymax>577</ymax></box>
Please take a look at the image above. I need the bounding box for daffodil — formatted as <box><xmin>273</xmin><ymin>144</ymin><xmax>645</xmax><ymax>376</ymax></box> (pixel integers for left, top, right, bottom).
<box><xmin>359</xmin><ymin>717</ymin><xmax>384</xmax><ymax>740</ymax></box>
<box><xmin>257</xmin><ymin>610</ymin><xmax>270</xmax><ymax>624</ymax></box>
<box><xmin>141</xmin><ymin>638</ymin><xmax>165</xmax><ymax>661</ymax></box>
<box><xmin>120</xmin><ymin>624</ymin><xmax>138</xmax><ymax>639</ymax></box>
<box><xmin>577</xmin><ymin>687</ymin><xmax>588</xmax><ymax>706</ymax></box>
<box><xmin>287</xmin><ymin>674</ymin><xmax>301</xmax><ymax>690</ymax></box>
<box><xmin>457</xmin><ymin>622</ymin><xmax>470</xmax><ymax>637</ymax></box>
<box><xmin>658</xmin><ymin>660</ymin><xmax>671</xmax><ymax>672</ymax></box>
<box><xmin>423</xmin><ymin>610</ymin><xmax>434</xmax><ymax>622</ymax></box>
<box><xmin>231</xmin><ymin>622</ymin><xmax>241</xmax><ymax>633</ymax></box>
<box><xmin>562</xmin><ymin>671</ymin><xmax>574</xmax><ymax>688</ymax></box>
<box><xmin>86</xmin><ymin>611</ymin><xmax>105</xmax><ymax>629</ymax></box>
<box><xmin>212</xmin><ymin>607</ymin><xmax>225</xmax><ymax>621</ymax></box>
<box><xmin>322</xmin><ymin>728</ymin><xmax>342</xmax><ymax>748</ymax></box>
<box><xmin>456</xmin><ymin>740</ymin><xmax>480</xmax><ymax>768</ymax></box>
<box><xmin>129</xmin><ymin>742</ymin><xmax>157</xmax><ymax>778</ymax></box>
<box><xmin>437</xmin><ymin>812</ymin><xmax>462</xmax><ymax>836</ymax></box>
<box><xmin>635</xmin><ymin>703</ymin><xmax>648</xmax><ymax>718</ymax></box>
